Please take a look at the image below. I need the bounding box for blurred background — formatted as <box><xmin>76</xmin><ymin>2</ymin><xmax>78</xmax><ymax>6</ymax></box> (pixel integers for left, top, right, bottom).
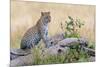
<box><xmin>11</xmin><ymin>0</ymin><xmax>95</xmax><ymax>48</ymax></box>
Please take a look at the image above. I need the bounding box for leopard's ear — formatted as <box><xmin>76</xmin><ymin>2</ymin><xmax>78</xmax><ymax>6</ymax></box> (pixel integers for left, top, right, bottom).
<box><xmin>41</xmin><ymin>12</ymin><xmax>44</xmax><ymax>16</ymax></box>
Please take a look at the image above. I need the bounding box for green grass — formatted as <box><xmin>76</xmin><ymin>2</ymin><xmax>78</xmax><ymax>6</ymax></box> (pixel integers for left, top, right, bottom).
<box><xmin>32</xmin><ymin>43</ymin><xmax>94</xmax><ymax>65</ymax></box>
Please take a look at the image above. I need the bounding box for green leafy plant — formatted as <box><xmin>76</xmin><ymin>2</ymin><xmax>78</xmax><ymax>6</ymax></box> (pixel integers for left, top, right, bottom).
<box><xmin>64</xmin><ymin>16</ymin><xmax>84</xmax><ymax>38</ymax></box>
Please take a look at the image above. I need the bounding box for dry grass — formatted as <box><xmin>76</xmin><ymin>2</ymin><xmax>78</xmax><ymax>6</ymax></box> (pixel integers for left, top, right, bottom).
<box><xmin>11</xmin><ymin>0</ymin><xmax>95</xmax><ymax>49</ymax></box>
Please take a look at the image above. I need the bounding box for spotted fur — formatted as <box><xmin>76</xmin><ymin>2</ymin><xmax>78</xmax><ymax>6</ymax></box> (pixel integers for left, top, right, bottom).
<box><xmin>20</xmin><ymin>12</ymin><xmax>51</xmax><ymax>49</ymax></box>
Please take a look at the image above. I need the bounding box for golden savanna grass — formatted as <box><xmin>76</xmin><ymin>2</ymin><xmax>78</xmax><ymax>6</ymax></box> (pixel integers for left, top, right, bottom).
<box><xmin>11</xmin><ymin>0</ymin><xmax>95</xmax><ymax>48</ymax></box>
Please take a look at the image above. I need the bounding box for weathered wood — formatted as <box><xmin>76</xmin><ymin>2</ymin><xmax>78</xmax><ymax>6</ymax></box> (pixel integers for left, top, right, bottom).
<box><xmin>10</xmin><ymin>49</ymin><xmax>31</xmax><ymax>60</ymax></box>
<box><xmin>10</xmin><ymin>49</ymin><xmax>31</xmax><ymax>55</ymax></box>
<box><xmin>82</xmin><ymin>46</ymin><xmax>95</xmax><ymax>56</ymax></box>
<box><xmin>10</xmin><ymin>53</ymin><xmax>34</xmax><ymax>67</ymax></box>
<box><xmin>56</xmin><ymin>38</ymin><xmax>95</xmax><ymax>56</ymax></box>
<box><xmin>10</xmin><ymin>33</ymin><xmax>95</xmax><ymax>66</ymax></box>
<box><xmin>56</xmin><ymin>38</ymin><xmax>87</xmax><ymax>47</ymax></box>
<box><xmin>49</xmin><ymin>33</ymin><xmax>65</xmax><ymax>45</ymax></box>
<box><xmin>10</xmin><ymin>44</ymin><xmax>69</xmax><ymax>67</ymax></box>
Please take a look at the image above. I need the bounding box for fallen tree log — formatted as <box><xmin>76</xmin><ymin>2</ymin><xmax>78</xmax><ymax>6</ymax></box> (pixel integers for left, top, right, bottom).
<box><xmin>10</xmin><ymin>53</ymin><xmax>34</xmax><ymax>67</ymax></box>
<box><xmin>10</xmin><ymin>33</ymin><xmax>95</xmax><ymax>66</ymax></box>
<box><xmin>10</xmin><ymin>49</ymin><xmax>31</xmax><ymax>60</ymax></box>
<box><xmin>56</xmin><ymin>38</ymin><xmax>95</xmax><ymax>56</ymax></box>
<box><xmin>82</xmin><ymin>46</ymin><xmax>95</xmax><ymax>56</ymax></box>
<box><xmin>56</xmin><ymin>38</ymin><xmax>88</xmax><ymax>47</ymax></box>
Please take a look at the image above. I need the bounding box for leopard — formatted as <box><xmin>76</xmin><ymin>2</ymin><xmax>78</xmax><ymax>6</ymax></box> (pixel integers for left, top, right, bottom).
<box><xmin>20</xmin><ymin>12</ymin><xmax>52</xmax><ymax>50</ymax></box>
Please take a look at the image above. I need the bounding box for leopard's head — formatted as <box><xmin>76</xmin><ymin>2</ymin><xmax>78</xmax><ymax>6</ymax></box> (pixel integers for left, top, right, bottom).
<box><xmin>41</xmin><ymin>12</ymin><xmax>51</xmax><ymax>23</ymax></box>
